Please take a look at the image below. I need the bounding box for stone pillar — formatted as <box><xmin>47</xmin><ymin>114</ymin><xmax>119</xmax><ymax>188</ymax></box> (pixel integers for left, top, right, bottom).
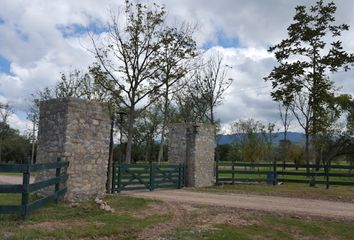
<box><xmin>36</xmin><ymin>97</ymin><xmax>111</xmax><ymax>201</ymax></box>
<box><xmin>168</xmin><ymin>123</ymin><xmax>215</xmax><ymax>187</ymax></box>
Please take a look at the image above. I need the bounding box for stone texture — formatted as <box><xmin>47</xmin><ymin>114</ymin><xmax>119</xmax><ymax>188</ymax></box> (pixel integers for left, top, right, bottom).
<box><xmin>168</xmin><ymin>123</ymin><xmax>215</xmax><ymax>187</ymax></box>
<box><xmin>36</xmin><ymin>97</ymin><xmax>111</xmax><ymax>202</ymax></box>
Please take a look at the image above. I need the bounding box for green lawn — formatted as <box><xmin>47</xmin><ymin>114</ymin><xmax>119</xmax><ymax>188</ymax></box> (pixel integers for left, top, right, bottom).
<box><xmin>0</xmin><ymin>172</ymin><xmax>22</xmax><ymax>177</ymax></box>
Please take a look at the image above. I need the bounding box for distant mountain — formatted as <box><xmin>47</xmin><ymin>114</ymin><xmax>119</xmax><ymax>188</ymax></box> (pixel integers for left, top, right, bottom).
<box><xmin>216</xmin><ymin>132</ymin><xmax>305</xmax><ymax>145</ymax></box>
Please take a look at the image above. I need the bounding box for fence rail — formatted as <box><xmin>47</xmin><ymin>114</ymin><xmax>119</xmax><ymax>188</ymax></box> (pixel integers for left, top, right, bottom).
<box><xmin>0</xmin><ymin>158</ymin><xmax>69</xmax><ymax>216</ymax></box>
<box><xmin>112</xmin><ymin>163</ymin><xmax>185</xmax><ymax>192</ymax></box>
<box><xmin>216</xmin><ymin>161</ymin><xmax>354</xmax><ymax>188</ymax></box>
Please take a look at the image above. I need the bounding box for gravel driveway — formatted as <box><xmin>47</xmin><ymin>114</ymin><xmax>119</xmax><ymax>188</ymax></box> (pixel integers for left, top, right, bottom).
<box><xmin>126</xmin><ymin>189</ymin><xmax>354</xmax><ymax>220</ymax></box>
<box><xmin>0</xmin><ymin>175</ymin><xmax>35</xmax><ymax>184</ymax></box>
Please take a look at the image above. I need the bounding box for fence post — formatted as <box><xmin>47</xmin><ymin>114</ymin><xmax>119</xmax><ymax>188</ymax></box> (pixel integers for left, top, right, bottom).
<box><xmin>326</xmin><ymin>161</ymin><xmax>330</xmax><ymax>189</ymax></box>
<box><xmin>309</xmin><ymin>163</ymin><xmax>316</xmax><ymax>187</ymax></box>
<box><xmin>21</xmin><ymin>162</ymin><xmax>30</xmax><ymax>217</ymax></box>
<box><xmin>182</xmin><ymin>164</ymin><xmax>185</xmax><ymax>187</ymax></box>
<box><xmin>178</xmin><ymin>164</ymin><xmax>182</xmax><ymax>189</ymax></box>
<box><xmin>232</xmin><ymin>159</ymin><xmax>235</xmax><ymax>185</ymax></box>
<box><xmin>273</xmin><ymin>161</ymin><xmax>277</xmax><ymax>186</ymax></box>
<box><xmin>215</xmin><ymin>159</ymin><xmax>219</xmax><ymax>185</ymax></box>
<box><xmin>117</xmin><ymin>164</ymin><xmax>122</xmax><ymax>193</ymax></box>
<box><xmin>149</xmin><ymin>162</ymin><xmax>155</xmax><ymax>191</ymax></box>
<box><xmin>55</xmin><ymin>157</ymin><xmax>61</xmax><ymax>204</ymax></box>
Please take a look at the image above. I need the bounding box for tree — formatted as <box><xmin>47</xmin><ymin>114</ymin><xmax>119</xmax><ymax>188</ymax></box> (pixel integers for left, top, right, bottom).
<box><xmin>91</xmin><ymin>1</ymin><xmax>196</xmax><ymax>163</ymax></box>
<box><xmin>187</xmin><ymin>53</ymin><xmax>233</xmax><ymax>125</ymax></box>
<box><xmin>265</xmin><ymin>0</ymin><xmax>354</xmax><ymax>165</ymax></box>
<box><xmin>230</xmin><ymin>119</ymin><xmax>271</xmax><ymax>163</ymax></box>
<box><xmin>156</xmin><ymin>24</ymin><xmax>197</xmax><ymax>163</ymax></box>
<box><xmin>278</xmin><ymin>103</ymin><xmax>292</xmax><ymax>141</ymax></box>
<box><xmin>0</xmin><ymin>102</ymin><xmax>12</xmax><ymax>162</ymax></box>
<box><xmin>278</xmin><ymin>103</ymin><xmax>293</xmax><ymax>166</ymax></box>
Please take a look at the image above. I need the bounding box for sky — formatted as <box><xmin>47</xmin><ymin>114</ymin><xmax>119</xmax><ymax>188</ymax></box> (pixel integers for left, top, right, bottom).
<box><xmin>1</xmin><ymin>0</ymin><xmax>354</xmax><ymax>134</ymax></box>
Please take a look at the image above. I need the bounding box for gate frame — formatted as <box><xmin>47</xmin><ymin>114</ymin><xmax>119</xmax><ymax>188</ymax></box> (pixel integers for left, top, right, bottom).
<box><xmin>112</xmin><ymin>162</ymin><xmax>185</xmax><ymax>193</ymax></box>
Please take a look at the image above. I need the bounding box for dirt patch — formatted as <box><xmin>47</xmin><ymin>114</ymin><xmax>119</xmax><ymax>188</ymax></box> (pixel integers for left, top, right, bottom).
<box><xmin>137</xmin><ymin>202</ymin><xmax>187</xmax><ymax>240</ymax></box>
<box><xmin>131</xmin><ymin>202</ymin><xmax>172</xmax><ymax>219</ymax></box>
<box><xmin>127</xmin><ymin>189</ymin><xmax>354</xmax><ymax>221</ymax></box>
<box><xmin>210</xmin><ymin>212</ymin><xmax>259</xmax><ymax>226</ymax></box>
<box><xmin>136</xmin><ymin>200</ymin><xmax>264</xmax><ymax>239</ymax></box>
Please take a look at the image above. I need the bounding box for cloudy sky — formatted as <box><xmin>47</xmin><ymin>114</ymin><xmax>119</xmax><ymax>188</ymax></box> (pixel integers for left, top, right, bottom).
<box><xmin>1</xmin><ymin>0</ymin><xmax>354</xmax><ymax>134</ymax></box>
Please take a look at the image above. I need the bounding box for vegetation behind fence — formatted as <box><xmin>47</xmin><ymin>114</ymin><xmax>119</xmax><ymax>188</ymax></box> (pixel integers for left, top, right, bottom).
<box><xmin>216</xmin><ymin>161</ymin><xmax>354</xmax><ymax>188</ymax></box>
<box><xmin>0</xmin><ymin>158</ymin><xmax>69</xmax><ymax>216</ymax></box>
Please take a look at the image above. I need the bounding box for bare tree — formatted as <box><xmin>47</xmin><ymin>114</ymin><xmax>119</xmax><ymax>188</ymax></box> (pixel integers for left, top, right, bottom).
<box><xmin>279</xmin><ymin>103</ymin><xmax>293</xmax><ymax>141</ymax></box>
<box><xmin>188</xmin><ymin>52</ymin><xmax>233</xmax><ymax>125</ymax></box>
<box><xmin>290</xmin><ymin>92</ymin><xmax>312</xmax><ymax>168</ymax></box>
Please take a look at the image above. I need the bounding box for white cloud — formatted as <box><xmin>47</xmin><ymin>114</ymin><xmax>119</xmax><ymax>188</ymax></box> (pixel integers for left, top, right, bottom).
<box><xmin>8</xmin><ymin>113</ymin><xmax>31</xmax><ymax>133</ymax></box>
<box><xmin>0</xmin><ymin>0</ymin><xmax>354</xmax><ymax>134</ymax></box>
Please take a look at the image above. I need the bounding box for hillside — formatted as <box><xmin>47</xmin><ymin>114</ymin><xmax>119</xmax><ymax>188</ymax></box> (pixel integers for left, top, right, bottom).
<box><xmin>216</xmin><ymin>132</ymin><xmax>305</xmax><ymax>145</ymax></box>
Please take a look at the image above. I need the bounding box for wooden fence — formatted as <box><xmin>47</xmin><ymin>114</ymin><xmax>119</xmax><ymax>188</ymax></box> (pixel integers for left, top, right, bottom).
<box><xmin>112</xmin><ymin>163</ymin><xmax>185</xmax><ymax>192</ymax></box>
<box><xmin>216</xmin><ymin>161</ymin><xmax>354</xmax><ymax>188</ymax></box>
<box><xmin>0</xmin><ymin>158</ymin><xmax>69</xmax><ymax>216</ymax></box>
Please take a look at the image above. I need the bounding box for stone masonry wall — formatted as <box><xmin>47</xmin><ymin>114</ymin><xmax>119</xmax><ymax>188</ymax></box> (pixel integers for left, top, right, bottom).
<box><xmin>36</xmin><ymin>98</ymin><xmax>111</xmax><ymax>201</ymax></box>
<box><xmin>168</xmin><ymin>123</ymin><xmax>215</xmax><ymax>187</ymax></box>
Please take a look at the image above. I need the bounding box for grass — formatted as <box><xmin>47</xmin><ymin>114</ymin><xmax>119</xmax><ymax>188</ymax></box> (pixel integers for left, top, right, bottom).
<box><xmin>172</xmin><ymin>215</ymin><xmax>354</xmax><ymax>240</ymax></box>
<box><xmin>0</xmin><ymin>194</ymin><xmax>168</xmax><ymax>239</ymax></box>
<box><xmin>193</xmin><ymin>183</ymin><xmax>354</xmax><ymax>202</ymax></box>
<box><xmin>0</xmin><ymin>172</ymin><xmax>22</xmax><ymax>177</ymax></box>
<box><xmin>1</xmin><ymin>192</ymin><xmax>354</xmax><ymax>239</ymax></box>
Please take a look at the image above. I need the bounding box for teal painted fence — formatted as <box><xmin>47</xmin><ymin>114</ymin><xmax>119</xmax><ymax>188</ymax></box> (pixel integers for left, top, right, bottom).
<box><xmin>0</xmin><ymin>158</ymin><xmax>69</xmax><ymax>216</ymax></box>
<box><xmin>112</xmin><ymin>163</ymin><xmax>185</xmax><ymax>192</ymax></box>
<box><xmin>216</xmin><ymin>161</ymin><xmax>354</xmax><ymax>188</ymax></box>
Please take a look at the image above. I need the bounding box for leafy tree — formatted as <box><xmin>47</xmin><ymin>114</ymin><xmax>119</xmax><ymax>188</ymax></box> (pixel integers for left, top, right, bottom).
<box><xmin>91</xmin><ymin>1</ymin><xmax>196</xmax><ymax>163</ymax></box>
<box><xmin>265</xmin><ymin>0</ymin><xmax>354</xmax><ymax>165</ymax></box>
<box><xmin>285</xmin><ymin>143</ymin><xmax>305</xmax><ymax>166</ymax></box>
<box><xmin>230</xmin><ymin>119</ymin><xmax>274</xmax><ymax>163</ymax></box>
<box><xmin>156</xmin><ymin>24</ymin><xmax>197</xmax><ymax>163</ymax></box>
<box><xmin>0</xmin><ymin>102</ymin><xmax>12</xmax><ymax>162</ymax></box>
<box><xmin>1</xmin><ymin>128</ymin><xmax>31</xmax><ymax>164</ymax></box>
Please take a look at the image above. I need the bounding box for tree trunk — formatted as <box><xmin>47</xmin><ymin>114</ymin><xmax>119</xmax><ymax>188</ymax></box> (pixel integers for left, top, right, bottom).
<box><xmin>125</xmin><ymin>108</ymin><xmax>135</xmax><ymax>164</ymax></box>
<box><xmin>305</xmin><ymin>131</ymin><xmax>310</xmax><ymax>174</ymax></box>
<box><xmin>157</xmin><ymin>128</ymin><xmax>165</xmax><ymax>164</ymax></box>
<box><xmin>158</xmin><ymin>87</ymin><xmax>169</xmax><ymax>164</ymax></box>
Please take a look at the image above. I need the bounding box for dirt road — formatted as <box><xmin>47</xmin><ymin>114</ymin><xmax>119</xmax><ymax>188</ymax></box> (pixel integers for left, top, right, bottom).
<box><xmin>126</xmin><ymin>189</ymin><xmax>354</xmax><ymax>220</ymax></box>
<box><xmin>0</xmin><ymin>175</ymin><xmax>35</xmax><ymax>184</ymax></box>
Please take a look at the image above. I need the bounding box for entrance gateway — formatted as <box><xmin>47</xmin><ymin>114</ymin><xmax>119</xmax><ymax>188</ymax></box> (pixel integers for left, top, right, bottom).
<box><xmin>35</xmin><ymin>98</ymin><xmax>215</xmax><ymax>201</ymax></box>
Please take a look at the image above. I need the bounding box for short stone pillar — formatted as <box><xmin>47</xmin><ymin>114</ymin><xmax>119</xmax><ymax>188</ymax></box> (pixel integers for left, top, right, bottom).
<box><xmin>168</xmin><ymin>123</ymin><xmax>215</xmax><ymax>187</ymax></box>
<box><xmin>36</xmin><ymin>97</ymin><xmax>111</xmax><ymax>201</ymax></box>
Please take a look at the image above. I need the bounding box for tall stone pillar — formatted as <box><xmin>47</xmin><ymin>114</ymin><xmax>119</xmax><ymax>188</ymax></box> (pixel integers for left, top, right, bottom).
<box><xmin>168</xmin><ymin>123</ymin><xmax>215</xmax><ymax>187</ymax></box>
<box><xmin>36</xmin><ymin>97</ymin><xmax>111</xmax><ymax>201</ymax></box>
